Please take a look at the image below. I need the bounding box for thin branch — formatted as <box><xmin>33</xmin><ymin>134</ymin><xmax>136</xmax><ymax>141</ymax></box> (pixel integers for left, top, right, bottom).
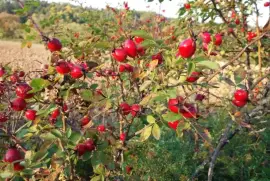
<box><xmin>208</xmin><ymin>120</ymin><xmax>233</xmax><ymax>181</ymax></box>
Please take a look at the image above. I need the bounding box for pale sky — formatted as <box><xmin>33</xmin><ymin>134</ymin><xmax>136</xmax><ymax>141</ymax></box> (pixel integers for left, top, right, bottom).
<box><xmin>45</xmin><ymin>0</ymin><xmax>269</xmax><ymax>27</ymax></box>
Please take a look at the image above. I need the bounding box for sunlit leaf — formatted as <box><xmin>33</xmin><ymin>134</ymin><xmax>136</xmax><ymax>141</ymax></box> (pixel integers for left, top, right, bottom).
<box><xmin>152</xmin><ymin>123</ymin><xmax>161</xmax><ymax>140</ymax></box>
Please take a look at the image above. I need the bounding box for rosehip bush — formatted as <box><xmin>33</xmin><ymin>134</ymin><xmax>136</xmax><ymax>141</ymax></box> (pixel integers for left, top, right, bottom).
<box><xmin>0</xmin><ymin>0</ymin><xmax>269</xmax><ymax>181</ymax></box>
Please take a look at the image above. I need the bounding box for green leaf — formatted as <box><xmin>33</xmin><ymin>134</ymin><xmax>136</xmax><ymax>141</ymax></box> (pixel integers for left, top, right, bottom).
<box><xmin>69</xmin><ymin>132</ymin><xmax>82</xmax><ymax>144</ymax></box>
<box><xmin>90</xmin><ymin>84</ymin><xmax>99</xmax><ymax>90</ymax></box>
<box><xmin>147</xmin><ymin>115</ymin><xmax>156</xmax><ymax>124</ymax></box>
<box><xmin>187</xmin><ymin>62</ymin><xmax>196</xmax><ymax>76</ymax></box>
<box><xmin>37</xmin><ymin>104</ymin><xmax>57</xmax><ymax>117</ymax></box>
<box><xmin>32</xmin><ymin>150</ymin><xmax>49</xmax><ymax>162</ymax></box>
<box><xmin>152</xmin><ymin>123</ymin><xmax>161</xmax><ymax>140</ymax></box>
<box><xmin>141</xmin><ymin>40</ymin><xmax>158</xmax><ymax>48</ymax></box>
<box><xmin>94</xmin><ymin>164</ymin><xmax>105</xmax><ymax>175</ymax></box>
<box><xmin>91</xmin><ymin>176</ymin><xmax>102</xmax><ymax>181</ymax></box>
<box><xmin>140</xmin><ymin>126</ymin><xmax>152</xmax><ymax>142</ymax></box>
<box><xmin>197</xmin><ymin>61</ymin><xmax>219</xmax><ymax>70</ymax></box>
<box><xmin>139</xmin><ymin>80</ymin><xmax>152</xmax><ymax>91</ymax></box>
<box><xmin>51</xmin><ymin>129</ymin><xmax>62</xmax><ymax>138</ymax></box>
<box><xmin>80</xmin><ymin>89</ymin><xmax>93</xmax><ymax>102</ymax></box>
<box><xmin>162</xmin><ymin>112</ymin><xmax>182</xmax><ymax>122</ymax></box>
<box><xmin>30</xmin><ymin>78</ymin><xmax>50</xmax><ymax>93</ymax></box>
<box><xmin>40</xmin><ymin>133</ymin><xmax>56</xmax><ymax>141</ymax></box>
<box><xmin>66</xmin><ymin>127</ymin><xmax>72</xmax><ymax>138</ymax></box>
<box><xmin>0</xmin><ymin>171</ymin><xmax>13</xmax><ymax>178</ymax></box>
<box><xmin>131</xmin><ymin>30</ymin><xmax>153</xmax><ymax>40</ymax></box>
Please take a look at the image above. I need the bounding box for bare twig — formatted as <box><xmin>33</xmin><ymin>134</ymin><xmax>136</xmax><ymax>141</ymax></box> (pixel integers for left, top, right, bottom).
<box><xmin>208</xmin><ymin>120</ymin><xmax>233</xmax><ymax>181</ymax></box>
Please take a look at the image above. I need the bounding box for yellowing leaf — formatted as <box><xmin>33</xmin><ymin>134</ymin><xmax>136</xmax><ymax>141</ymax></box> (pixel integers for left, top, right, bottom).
<box><xmin>152</xmin><ymin>123</ymin><xmax>161</xmax><ymax>140</ymax></box>
<box><xmin>140</xmin><ymin>93</ymin><xmax>157</xmax><ymax>106</ymax></box>
<box><xmin>147</xmin><ymin>115</ymin><xmax>156</xmax><ymax>124</ymax></box>
<box><xmin>139</xmin><ymin>80</ymin><xmax>152</xmax><ymax>91</ymax></box>
<box><xmin>140</xmin><ymin>126</ymin><xmax>152</xmax><ymax>142</ymax></box>
<box><xmin>148</xmin><ymin>59</ymin><xmax>159</xmax><ymax>70</ymax></box>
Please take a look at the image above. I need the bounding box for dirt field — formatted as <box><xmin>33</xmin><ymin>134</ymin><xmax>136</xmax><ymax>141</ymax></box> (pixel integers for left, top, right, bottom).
<box><xmin>0</xmin><ymin>40</ymin><xmax>50</xmax><ymax>71</ymax></box>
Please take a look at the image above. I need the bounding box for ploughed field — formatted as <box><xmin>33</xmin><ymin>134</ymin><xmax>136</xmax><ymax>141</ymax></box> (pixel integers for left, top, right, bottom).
<box><xmin>0</xmin><ymin>40</ymin><xmax>50</xmax><ymax>71</ymax></box>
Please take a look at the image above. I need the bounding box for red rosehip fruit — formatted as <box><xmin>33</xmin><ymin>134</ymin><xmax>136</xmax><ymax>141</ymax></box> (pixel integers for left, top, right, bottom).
<box><xmin>134</xmin><ymin>36</ymin><xmax>144</xmax><ymax>44</ymax></box>
<box><xmin>168</xmin><ymin>96</ymin><xmax>184</xmax><ymax>113</ymax></box>
<box><xmin>19</xmin><ymin>71</ymin><xmax>25</xmax><ymax>77</ymax></box>
<box><xmin>3</xmin><ymin>148</ymin><xmax>23</xmax><ymax>163</ymax></box>
<box><xmin>264</xmin><ymin>2</ymin><xmax>270</xmax><ymax>7</ymax></box>
<box><xmin>51</xmin><ymin>108</ymin><xmax>60</xmax><ymax>119</ymax></box>
<box><xmin>25</xmin><ymin>109</ymin><xmax>37</xmax><ymax>121</ymax></box>
<box><xmin>81</xmin><ymin>116</ymin><xmax>90</xmax><ymax>127</ymax></box>
<box><xmin>84</xmin><ymin>139</ymin><xmax>96</xmax><ymax>151</ymax></box>
<box><xmin>214</xmin><ymin>34</ymin><xmax>223</xmax><ymax>46</ymax></box>
<box><xmin>180</xmin><ymin>103</ymin><xmax>197</xmax><ymax>118</ymax></box>
<box><xmin>70</xmin><ymin>66</ymin><xmax>83</xmax><ymax>79</ymax></box>
<box><xmin>97</xmin><ymin>124</ymin><xmax>106</xmax><ymax>132</ymax></box>
<box><xmin>15</xmin><ymin>83</ymin><xmax>34</xmax><ymax>99</ymax></box>
<box><xmin>120</xmin><ymin>133</ymin><xmax>126</xmax><ymax>141</ymax></box>
<box><xmin>168</xmin><ymin>120</ymin><xmax>180</xmax><ymax>130</ymax></box>
<box><xmin>195</xmin><ymin>94</ymin><xmax>205</xmax><ymax>101</ymax></box>
<box><xmin>234</xmin><ymin>89</ymin><xmax>248</xmax><ymax>101</ymax></box>
<box><xmin>47</xmin><ymin>38</ymin><xmax>62</xmax><ymax>52</ymax></box>
<box><xmin>62</xmin><ymin>103</ymin><xmax>68</xmax><ymax>112</ymax></box>
<box><xmin>56</xmin><ymin>61</ymin><xmax>71</xmax><ymax>75</ymax></box>
<box><xmin>10</xmin><ymin>74</ymin><xmax>19</xmax><ymax>84</ymax></box>
<box><xmin>126</xmin><ymin>166</ymin><xmax>133</xmax><ymax>174</ymax></box>
<box><xmin>152</xmin><ymin>52</ymin><xmax>163</xmax><ymax>64</ymax></box>
<box><xmin>76</xmin><ymin>143</ymin><xmax>87</xmax><ymax>156</ymax></box>
<box><xmin>119</xmin><ymin>64</ymin><xmax>126</xmax><ymax>73</ymax></box>
<box><xmin>186</xmin><ymin>72</ymin><xmax>201</xmax><ymax>82</ymax></box>
<box><xmin>201</xmin><ymin>32</ymin><xmax>211</xmax><ymax>44</ymax></box>
<box><xmin>184</xmin><ymin>3</ymin><xmax>191</xmax><ymax>10</ymax></box>
<box><xmin>235</xmin><ymin>19</ymin><xmax>240</xmax><ymax>25</ymax></box>
<box><xmin>123</xmin><ymin>39</ymin><xmax>137</xmax><ymax>58</ymax></box>
<box><xmin>130</xmin><ymin>104</ymin><xmax>141</xmax><ymax>117</ymax></box>
<box><xmin>0</xmin><ymin>113</ymin><xmax>8</xmax><ymax>123</ymax></box>
<box><xmin>178</xmin><ymin>38</ymin><xmax>196</xmax><ymax>58</ymax></box>
<box><xmin>232</xmin><ymin>99</ymin><xmax>247</xmax><ymax>107</ymax></box>
<box><xmin>0</xmin><ymin>67</ymin><xmax>5</xmax><ymax>77</ymax></box>
<box><xmin>11</xmin><ymin>98</ymin><xmax>27</xmax><ymax>111</ymax></box>
<box><xmin>112</xmin><ymin>48</ymin><xmax>127</xmax><ymax>62</ymax></box>
<box><xmin>120</xmin><ymin>102</ymin><xmax>131</xmax><ymax>115</ymax></box>
<box><xmin>124</xmin><ymin>64</ymin><xmax>134</xmax><ymax>72</ymax></box>
<box><xmin>13</xmin><ymin>162</ymin><xmax>25</xmax><ymax>171</ymax></box>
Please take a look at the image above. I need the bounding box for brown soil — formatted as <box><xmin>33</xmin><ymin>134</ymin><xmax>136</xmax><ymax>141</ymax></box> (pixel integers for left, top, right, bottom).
<box><xmin>0</xmin><ymin>40</ymin><xmax>50</xmax><ymax>71</ymax></box>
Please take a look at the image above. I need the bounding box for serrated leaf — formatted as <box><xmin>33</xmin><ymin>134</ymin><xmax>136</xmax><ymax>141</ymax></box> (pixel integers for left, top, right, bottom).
<box><xmin>152</xmin><ymin>123</ymin><xmax>161</xmax><ymax>140</ymax></box>
<box><xmin>131</xmin><ymin>30</ymin><xmax>153</xmax><ymax>40</ymax></box>
<box><xmin>162</xmin><ymin>112</ymin><xmax>182</xmax><ymax>122</ymax></box>
<box><xmin>140</xmin><ymin>126</ymin><xmax>152</xmax><ymax>142</ymax></box>
<box><xmin>141</xmin><ymin>40</ymin><xmax>157</xmax><ymax>48</ymax></box>
<box><xmin>147</xmin><ymin>115</ymin><xmax>156</xmax><ymax>124</ymax></box>
<box><xmin>51</xmin><ymin>129</ymin><xmax>62</xmax><ymax>138</ymax></box>
<box><xmin>139</xmin><ymin>80</ymin><xmax>152</xmax><ymax>91</ymax></box>
<box><xmin>30</xmin><ymin>78</ymin><xmax>50</xmax><ymax>93</ymax></box>
<box><xmin>80</xmin><ymin>89</ymin><xmax>93</xmax><ymax>102</ymax></box>
<box><xmin>197</xmin><ymin>61</ymin><xmax>219</xmax><ymax>70</ymax></box>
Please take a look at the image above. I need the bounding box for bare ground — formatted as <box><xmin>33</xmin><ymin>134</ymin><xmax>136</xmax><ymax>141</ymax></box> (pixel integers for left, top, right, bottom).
<box><xmin>0</xmin><ymin>40</ymin><xmax>50</xmax><ymax>71</ymax></box>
